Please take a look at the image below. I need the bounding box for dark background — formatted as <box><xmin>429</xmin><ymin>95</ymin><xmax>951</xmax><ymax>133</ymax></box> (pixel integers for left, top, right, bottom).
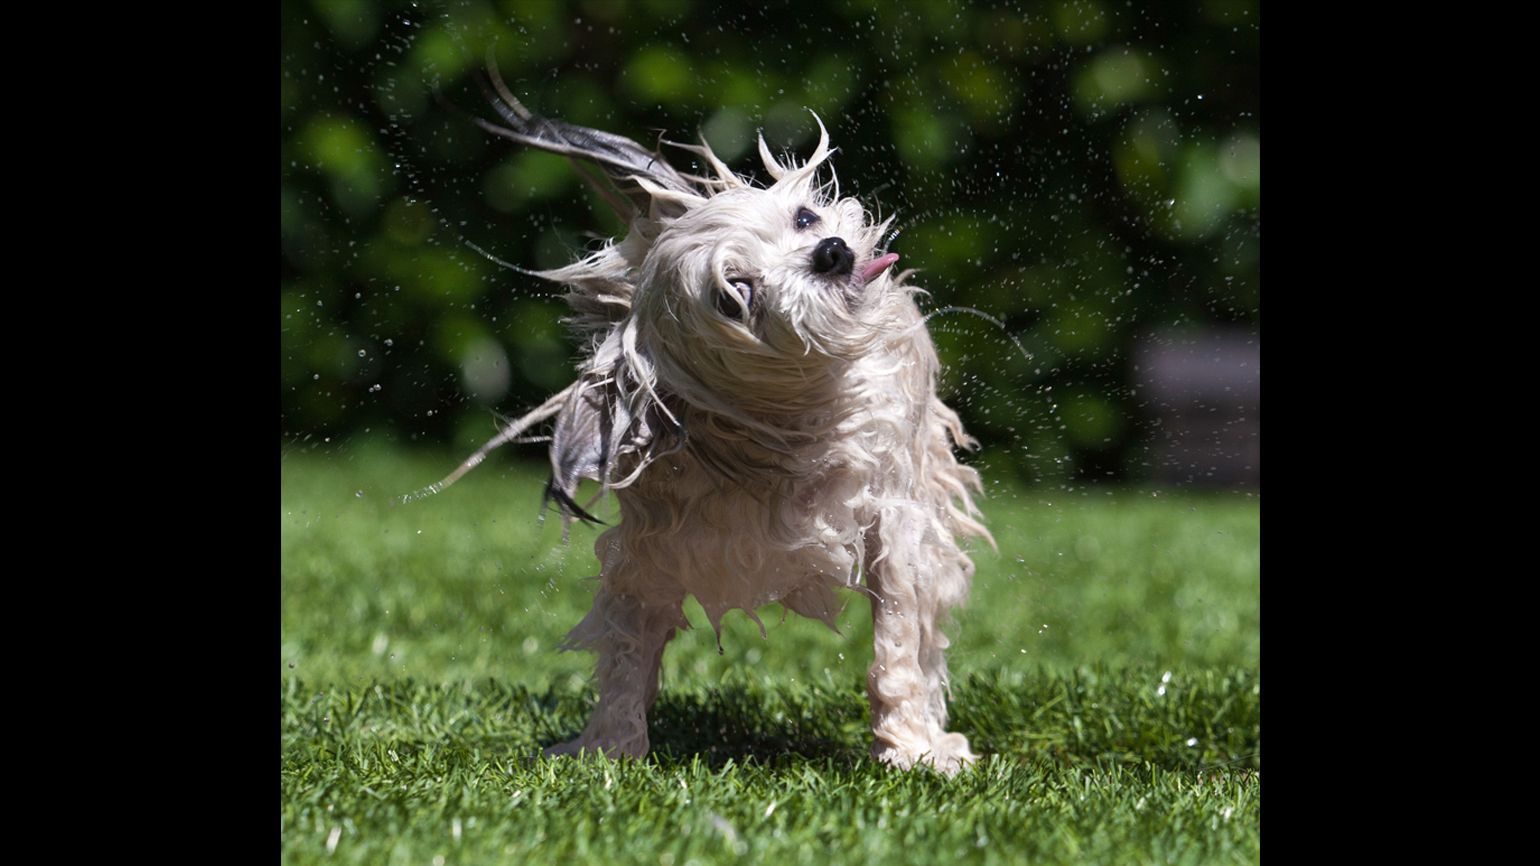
<box><xmin>280</xmin><ymin>0</ymin><xmax>1259</xmax><ymax>488</ymax></box>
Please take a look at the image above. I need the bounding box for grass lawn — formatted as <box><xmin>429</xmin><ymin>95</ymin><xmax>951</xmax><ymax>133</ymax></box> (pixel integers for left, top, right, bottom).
<box><xmin>281</xmin><ymin>440</ymin><xmax>1259</xmax><ymax>865</ymax></box>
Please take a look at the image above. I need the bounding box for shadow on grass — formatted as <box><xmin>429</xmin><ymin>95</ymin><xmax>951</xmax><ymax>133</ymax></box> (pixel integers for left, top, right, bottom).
<box><xmin>285</xmin><ymin>673</ymin><xmax>1258</xmax><ymax>774</ymax></box>
<box><xmin>538</xmin><ymin>683</ymin><xmax>872</xmax><ymax>770</ymax></box>
<box><xmin>533</xmin><ymin>668</ymin><xmax>1260</xmax><ymax>773</ymax></box>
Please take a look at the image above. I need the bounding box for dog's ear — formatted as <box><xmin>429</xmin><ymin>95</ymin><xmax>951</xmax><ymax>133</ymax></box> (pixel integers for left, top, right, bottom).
<box><xmin>471</xmin><ymin>64</ymin><xmax>705</xmax><ymax>223</ymax></box>
<box><xmin>545</xmin><ymin>328</ymin><xmax>685</xmax><ymax>530</ymax></box>
<box><xmin>544</xmin><ymin>376</ymin><xmax>620</xmax><ymax>526</ymax></box>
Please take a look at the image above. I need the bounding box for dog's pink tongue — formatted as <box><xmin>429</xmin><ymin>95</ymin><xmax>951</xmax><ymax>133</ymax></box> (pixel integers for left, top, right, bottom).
<box><xmin>860</xmin><ymin>252</ymin><xmax>900</xmax><ymax>283</ymax></box>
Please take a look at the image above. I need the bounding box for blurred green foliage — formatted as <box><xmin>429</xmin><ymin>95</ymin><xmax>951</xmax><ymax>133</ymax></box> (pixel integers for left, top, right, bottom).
<box><xmin>280</xmin><ymin>0</ymin><xmax>1258</xmax><ymax>485</ymax></box>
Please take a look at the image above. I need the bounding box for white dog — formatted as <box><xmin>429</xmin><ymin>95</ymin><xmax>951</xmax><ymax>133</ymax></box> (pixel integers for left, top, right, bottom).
<box><xmin>422</xmin><ymin>72</ymin><xmax>994</xmax><ymax>774</ymax></box>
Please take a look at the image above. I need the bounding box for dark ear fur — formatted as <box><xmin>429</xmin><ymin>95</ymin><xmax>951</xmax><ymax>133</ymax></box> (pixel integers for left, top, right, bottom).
<box><xmin>544</xmin><ymin>352</ymin><xmax>685</xmax><ymax>529</ymax></box>
<box><xmin>543</xmin><ymin>378</ymin><xmax>612</xmax><ymax>526</ymax></box>
<box><xmin>472</xmin><ymin>64</ymin><xmax>702</xmax><ymax>224</ymax></box>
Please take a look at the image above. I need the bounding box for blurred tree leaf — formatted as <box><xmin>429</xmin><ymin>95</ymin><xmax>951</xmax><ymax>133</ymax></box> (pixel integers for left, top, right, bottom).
<box><xmin>279</xmin><ymin>0</ymin><xmax>1260</xmax><ymax>486</ymax></box>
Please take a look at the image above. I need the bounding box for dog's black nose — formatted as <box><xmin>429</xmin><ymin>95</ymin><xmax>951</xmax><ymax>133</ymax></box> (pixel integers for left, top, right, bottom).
<box><xmin>811</xmin><ymin>236</ymin><xmax>855</xmax><ymax>276</ymax></box>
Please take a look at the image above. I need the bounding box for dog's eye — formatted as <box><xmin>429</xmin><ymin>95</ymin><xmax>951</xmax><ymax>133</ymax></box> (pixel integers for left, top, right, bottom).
<box><xmin>717</xmin><ymin>278</ymin><xmax>754</xmax><ymax>319</ymax></box>
<box><xmin>794</xmin><ymin>207</ymin><xmax>821</xmax><ymax>231</ymax></box>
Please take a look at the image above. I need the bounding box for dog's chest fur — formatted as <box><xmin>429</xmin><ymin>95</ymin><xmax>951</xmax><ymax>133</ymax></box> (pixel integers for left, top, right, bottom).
<box><xmin>600</xmin><ymin>303</ymin><xmax>942</xmax><ymax>634</ymax></box>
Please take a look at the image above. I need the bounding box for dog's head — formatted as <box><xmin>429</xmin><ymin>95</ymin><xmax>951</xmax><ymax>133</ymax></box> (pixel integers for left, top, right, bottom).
<box><xmin>631</xmin><ymin>126</ymin><xmax>903</xmax><ymax>414</ymax></box>
<box><xmin>471</xmin><ymin>80</ymin><xmax>908</xmax><ymax>519</ymax></box>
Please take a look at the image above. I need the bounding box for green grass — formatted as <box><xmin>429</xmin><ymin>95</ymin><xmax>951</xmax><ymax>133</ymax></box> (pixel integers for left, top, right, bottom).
<box><xmin>282</xmin><ymin>440</ymin><xmax>1259</xmax><ymax>865</ymax></box>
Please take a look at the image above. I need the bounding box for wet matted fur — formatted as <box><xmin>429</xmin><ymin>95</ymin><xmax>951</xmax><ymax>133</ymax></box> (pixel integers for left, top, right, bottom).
<box><xmin>423</xmin><ymin>74</ymin><xmax>995</xmax><ymax>774</ymax></box>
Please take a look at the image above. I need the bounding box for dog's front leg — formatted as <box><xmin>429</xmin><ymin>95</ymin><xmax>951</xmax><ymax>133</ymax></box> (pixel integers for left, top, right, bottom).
<box><xmin>546</xmin><ymin>582</ymin><xmax>685</xmax><ymax>759</ymax></box>
<box><xmin>865</xmin><ymin>511</ymin><xmax>978</xmax><ymax>775</ymax></box>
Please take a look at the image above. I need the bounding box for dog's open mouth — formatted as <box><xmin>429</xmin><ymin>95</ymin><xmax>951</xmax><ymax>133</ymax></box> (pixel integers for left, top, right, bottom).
<box><xmin>858</xmin><ymin>252</ymin><xmax>900</xmax><ymax>285</ymax></box>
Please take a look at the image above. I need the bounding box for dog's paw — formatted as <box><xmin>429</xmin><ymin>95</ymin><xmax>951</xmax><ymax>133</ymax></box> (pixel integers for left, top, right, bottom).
<box><xmin>542</xmin><ymin>738</ymin><xmax>590</xmax><ymax>758</ymax></box>
<box><xmin>926</xmin><ymin>732</ymin><xmax>979</xmax><ymax>776</ymax></box>
<box><xmin>875</xmin><ymin>732</ymin><xmax>978</xmax><ymax>777</ymax></box>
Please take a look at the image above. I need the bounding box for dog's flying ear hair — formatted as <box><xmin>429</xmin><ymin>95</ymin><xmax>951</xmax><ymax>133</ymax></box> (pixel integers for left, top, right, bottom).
<box><xmin>404</xmin><ymin>75</ymin><xmax>838</xmax><ymax>523</ymax></box>
<box><xmin>472</xmin><ymin>63</ymin><xmax>705</xmax><ymax>222</ymax></box>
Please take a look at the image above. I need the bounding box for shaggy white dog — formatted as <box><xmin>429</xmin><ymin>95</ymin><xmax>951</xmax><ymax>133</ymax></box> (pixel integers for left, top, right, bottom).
<box><xmin>421</xmin><ymin>73</ymin><xmax>994</xmax><ymax>774</ymax></box>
